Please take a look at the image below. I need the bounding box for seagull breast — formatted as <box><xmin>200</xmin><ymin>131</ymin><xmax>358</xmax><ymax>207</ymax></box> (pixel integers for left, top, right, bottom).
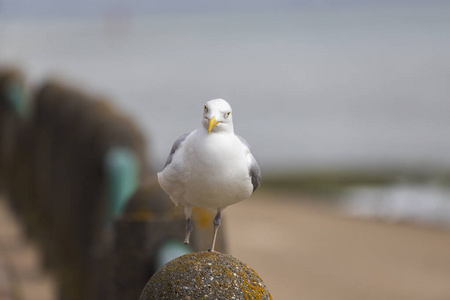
<box><xmin>180</xmin><ymin>131</ymin><xmax>253</xmax><ymax>209</ymax></box>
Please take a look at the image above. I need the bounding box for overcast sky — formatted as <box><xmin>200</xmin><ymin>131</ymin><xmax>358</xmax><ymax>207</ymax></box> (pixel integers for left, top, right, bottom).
<box><xmin>0</xmin><ymin>0</ymin><xmax>443</xmax><ymax>19</ymax></box>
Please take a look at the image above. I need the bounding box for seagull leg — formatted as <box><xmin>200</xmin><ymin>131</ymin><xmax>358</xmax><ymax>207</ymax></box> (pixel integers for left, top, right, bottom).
<box><xmin>209</xmin><ymin>209</ymin><xmax>222</xmax><ymax>252</ymax></box>
<box><xmin>184</xmin><ymin>206</ymin><xmax>193</xmax><ymax>245</ymax></box>
<box><xmin>184</xmin><ymin>218</ymin><xmax>193</xmax><ymax>244</ymax></box>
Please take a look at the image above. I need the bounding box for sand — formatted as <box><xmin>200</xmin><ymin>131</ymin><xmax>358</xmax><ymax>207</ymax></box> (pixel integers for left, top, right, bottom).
<box><xmin>226</xmin><ymin>191</ymin><xmax>450</xmax><ymax>300</ymax></box>
<box><xmin>2</xmin><ymin>191</ymin><xmax>450</xmax><ymax>300</ymax></box>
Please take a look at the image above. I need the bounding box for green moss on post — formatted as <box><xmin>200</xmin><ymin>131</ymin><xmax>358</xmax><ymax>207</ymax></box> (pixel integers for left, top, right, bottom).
<box><xmin>139</xmin><ymin>251</ymin><xmax>272</xmax><ymax>300</ymax></box>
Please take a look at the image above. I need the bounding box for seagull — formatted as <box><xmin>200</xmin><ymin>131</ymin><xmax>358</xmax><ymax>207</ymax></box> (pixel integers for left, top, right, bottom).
<box><xmin>157</xmin><ymin>99</ymin><xmax>261</xmax><ymax>251</ymax></box>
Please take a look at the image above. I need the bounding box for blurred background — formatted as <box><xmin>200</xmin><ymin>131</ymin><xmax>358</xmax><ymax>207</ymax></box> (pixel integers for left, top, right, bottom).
<box><xmin>0</xmin><ymin>1</ymin><xmax>450</xmax><ymax>300</ymax></box>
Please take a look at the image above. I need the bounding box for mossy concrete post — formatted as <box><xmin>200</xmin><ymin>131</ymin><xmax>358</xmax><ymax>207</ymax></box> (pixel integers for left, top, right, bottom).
<box><xmin>139</xmin><ymin>251</ymin><xmax>272</xmax><ymax>300</ymax></box>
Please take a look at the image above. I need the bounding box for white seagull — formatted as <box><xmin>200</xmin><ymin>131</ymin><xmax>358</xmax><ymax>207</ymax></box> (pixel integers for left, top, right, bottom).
<box><xmin>157</xmin><ymin>99</ymin><xmax>261</xmax><ymax>251</ymax></box>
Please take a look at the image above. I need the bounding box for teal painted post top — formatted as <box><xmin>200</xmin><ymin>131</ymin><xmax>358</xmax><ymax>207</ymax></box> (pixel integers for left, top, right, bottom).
<box><xmin>5</xmin><ymin>80</ymin><xmax>30</xmax><ymax>119</ymax></box>
<box><xmin>155</xmin><ymin>239</ymin><xmax>192</xmax><ymax>270</ymax></box>
<box><xmin>105</xmin><ymin>147</ymin><xmax>139</xmax><ymax>221</ymax></box>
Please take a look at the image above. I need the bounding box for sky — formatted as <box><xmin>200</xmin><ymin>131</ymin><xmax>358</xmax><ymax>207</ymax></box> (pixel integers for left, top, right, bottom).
<box><xmin>0</xmin><ymin>0</ymin><xmax>444</xmax><ymax>19</ymax></box>
<box><xmin>1</xmin><ymin>0</ymin><xmax>449</xmax><ymax>171</ymax></box>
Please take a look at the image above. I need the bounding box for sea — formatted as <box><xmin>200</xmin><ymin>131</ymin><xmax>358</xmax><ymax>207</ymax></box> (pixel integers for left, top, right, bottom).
<box><xmin>1</xmin><ymin>4</ymin><xmax>449</xmax><ymax>174</ymax></box>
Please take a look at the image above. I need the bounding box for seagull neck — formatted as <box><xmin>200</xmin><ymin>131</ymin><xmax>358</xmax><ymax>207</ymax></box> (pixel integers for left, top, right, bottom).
<box><xmin>200</xmin><ymin>125</ymin><xmax>234</xmax><ymax>135</ymax></box>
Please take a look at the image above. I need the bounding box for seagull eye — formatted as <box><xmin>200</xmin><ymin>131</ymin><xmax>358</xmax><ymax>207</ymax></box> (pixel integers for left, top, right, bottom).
<box><xmin>204</xmin><ymin>105</ymin><xmax>208</xmax><ymax>113</ymax></box>
<box><xmin>225</xmin><ymin>112</ymin><xmax>231</xmax><ymax>118</ymax></box>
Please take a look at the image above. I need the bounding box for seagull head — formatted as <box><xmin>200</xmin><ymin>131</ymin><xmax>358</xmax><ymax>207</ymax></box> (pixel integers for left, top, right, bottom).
<box><xmin>202</xmin><ymin>99</ymin><xmax>234</xmax><ymax>134</ymax></box>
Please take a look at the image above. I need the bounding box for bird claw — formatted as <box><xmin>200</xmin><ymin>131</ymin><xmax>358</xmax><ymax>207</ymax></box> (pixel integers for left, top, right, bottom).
<box><xmin>184</xmin><ymin>232</ymin><xmax>191</xmax><ymax>245</ymax></box>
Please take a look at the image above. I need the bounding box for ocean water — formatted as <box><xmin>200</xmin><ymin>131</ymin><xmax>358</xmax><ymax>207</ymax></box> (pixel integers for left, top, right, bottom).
<box><xmin>1</xmin><ymin>5</ymin><xmax>449</xmax><ymax>173</ymax></box>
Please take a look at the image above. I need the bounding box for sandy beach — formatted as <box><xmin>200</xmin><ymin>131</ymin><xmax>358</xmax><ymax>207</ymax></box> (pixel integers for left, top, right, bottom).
<box><xmin>226</xmin><ymin>191</ymin><xmax>450</xmax><ymax>300</ymax></box>
<box><xmin>2</xmin><ymin>191</ymin><xmax>450</xmax><ymax>300</ymax></box>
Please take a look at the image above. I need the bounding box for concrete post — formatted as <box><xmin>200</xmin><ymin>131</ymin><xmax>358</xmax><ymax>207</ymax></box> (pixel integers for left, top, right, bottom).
<box><xmin>139</xmin><ymin>251</ymin><xmax>272</xmax><ymax>300</ymax></box>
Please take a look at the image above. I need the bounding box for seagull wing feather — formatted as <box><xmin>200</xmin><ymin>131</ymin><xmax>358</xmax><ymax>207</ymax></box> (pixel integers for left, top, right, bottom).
<box><xmin>249</xmin><ymin>154</ymin><xmax>261</xmax><ymax>192</ymax></box>
<box><xmin>163</xmin><ymin>132</ymin><xmax>190</xmax><ymax>168</ymax></box>
<box><xmin>236</xmin><ymin>134</ymin><xmax>261</xmax><ymax>192</ymax></box>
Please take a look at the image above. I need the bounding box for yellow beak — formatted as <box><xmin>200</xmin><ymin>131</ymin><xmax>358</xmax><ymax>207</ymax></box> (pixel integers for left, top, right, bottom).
<box><xmin>207</xmin><ymin>116</ymin><xmax>220</xmax><ymax>133</ymax></box>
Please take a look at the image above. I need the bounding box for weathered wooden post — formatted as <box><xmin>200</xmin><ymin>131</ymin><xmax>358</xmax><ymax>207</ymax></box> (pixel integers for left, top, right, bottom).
<box><xmin>52</xmin><ymin>90</ymin><xmax>148</xmax><ymax>300</ymax></box>
<box><xmin>30</xmin><ymin>81</ymin><xmax>63</xmax><ymax>247</ymax></box>
<box><xmin>84</xmin><ymin>102</ymin><xmax>150</xmax><ymax>300</ymax></box>
<box><xmin>0</xmin><ymin>68</ymin><xmax>30</xmax><ymax>195</ymax></box>
<box><xmin>15</xmin><ymin>80</ymin><xmax>151</xmax><ymax>300</ymax></box>
<box><xmin>110</xmin><ymin>175</ymin><xmax>229</xmax><ymax>300</ymax></box>
<box><xmin>110</xmin><ymin>179</ymin><xmax>189</xmax><ymax>300</ymax></box>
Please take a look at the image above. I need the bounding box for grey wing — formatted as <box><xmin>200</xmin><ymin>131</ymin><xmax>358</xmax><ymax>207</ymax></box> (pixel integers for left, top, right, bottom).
<box><xmin>163</xmin><ymin>133</ymin><xmax>190</xmax><ymax>169</ymax></box>
<box><xmin>237</xmin><ymin>134</ymin><xmax>261</xmax><ymax>192</ymax></box>
<box><xmin>249</xmin><ymin>154</ymin><xmax>261</xmax><ymax>192</ymax></box>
